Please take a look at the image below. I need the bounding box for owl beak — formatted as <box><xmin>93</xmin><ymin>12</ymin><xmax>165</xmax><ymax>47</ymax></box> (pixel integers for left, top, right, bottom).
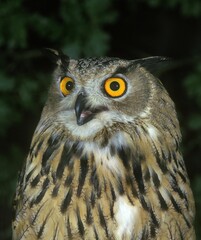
<box><xmin>75</xmin><ymin>93</ymin><xmax>94</xmax><ymax>126</ymax></box>
<box><xmin>75</xmin><ymin>92</ymin><xmax>107</xmax><ymax>126</ymax></box>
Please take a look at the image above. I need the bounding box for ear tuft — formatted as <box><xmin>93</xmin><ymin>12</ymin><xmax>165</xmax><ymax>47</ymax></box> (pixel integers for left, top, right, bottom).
<box><xmin>42</xmin><ymin>48</ymin><xmax>70</xmax><ymax>67</ymax></box>
<box><xmin>132</xmin><ymin>56</ymin><xmax>172</xmax><ymax>75</ymax></box>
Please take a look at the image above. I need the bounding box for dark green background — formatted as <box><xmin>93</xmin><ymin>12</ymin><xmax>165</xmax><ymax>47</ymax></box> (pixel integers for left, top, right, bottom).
<box><xmin>0</xmin><ymin>0</ymin><xmax>201</xmax><ymax>239</ymax></box>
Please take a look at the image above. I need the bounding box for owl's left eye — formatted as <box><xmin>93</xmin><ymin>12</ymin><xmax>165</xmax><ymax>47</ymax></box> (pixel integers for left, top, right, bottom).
<box><xmin>104</xmin><ymin>77</ymin><xmax>127</xmax><ymax>98</ymax></box>
<box><xmin>60</xmin><ymin>77</ymin><xmax>74</xmax><ymax>96</ymax></box>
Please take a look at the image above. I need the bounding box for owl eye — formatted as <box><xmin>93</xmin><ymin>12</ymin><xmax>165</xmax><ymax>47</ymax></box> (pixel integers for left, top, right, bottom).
<box><xmin>60</xmin><ymin>77</ymin><xmax>74</xmax><ymax>96</ymax></box>
<box><xmin>104</xmin><ymin>77</ymin><xmax>127</xmax><ymax>98</ymax></box>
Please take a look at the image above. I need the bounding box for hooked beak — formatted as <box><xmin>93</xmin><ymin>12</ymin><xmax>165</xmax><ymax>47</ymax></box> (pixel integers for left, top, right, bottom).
<box><xmin>74</xmin><ymin>93</ymin><xmax>107</xmax><ymax>126</ymax></box>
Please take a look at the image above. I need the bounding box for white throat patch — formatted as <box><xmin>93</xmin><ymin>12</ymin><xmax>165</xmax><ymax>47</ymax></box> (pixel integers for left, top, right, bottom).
<box><xmin>58</xmin><ymin>110</ymin><xmax>133</xmax><ymax>139</ymax></box>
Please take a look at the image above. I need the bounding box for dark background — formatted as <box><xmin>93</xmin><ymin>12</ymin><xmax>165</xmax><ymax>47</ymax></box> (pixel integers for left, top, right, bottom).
<box><xmin>0</xmin><ymin>0</ymin><xmax>201</xmax><ymax>239</ymax></box>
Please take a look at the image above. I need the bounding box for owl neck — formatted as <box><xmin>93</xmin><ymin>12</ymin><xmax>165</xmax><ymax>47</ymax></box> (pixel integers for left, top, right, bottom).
<box><xmin>28</xmin><ymin>122</ymin><xmax>181</xmax><ymax>196</ymax></box>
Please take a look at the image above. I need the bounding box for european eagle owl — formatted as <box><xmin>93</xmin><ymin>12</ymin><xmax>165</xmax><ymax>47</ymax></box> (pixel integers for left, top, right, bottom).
<box><xmin>12</xmin><ymin>50</ymin><xmax>195</xmax><ymax>240</ymax></box>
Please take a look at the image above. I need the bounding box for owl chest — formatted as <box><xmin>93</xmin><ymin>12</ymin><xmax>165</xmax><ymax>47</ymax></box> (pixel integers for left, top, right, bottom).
<box><xmin>19</xmin><ymin>141</ymin><xmax>146</xmax><ymax>239</ymax></box>
<box><xmin>53</xmin><ymin>145</ymin><xmax>141</xmax><ymax>239</ymax></box>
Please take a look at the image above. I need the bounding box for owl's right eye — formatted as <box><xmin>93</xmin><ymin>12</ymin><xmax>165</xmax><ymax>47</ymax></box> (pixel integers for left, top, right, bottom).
<box><xmin>60</xmin><ymin>77</ymin><xmax>74</xmax><ymax>96</ymax></box>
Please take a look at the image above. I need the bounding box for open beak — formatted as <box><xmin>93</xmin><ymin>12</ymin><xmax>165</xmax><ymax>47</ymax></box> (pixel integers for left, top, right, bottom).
<box><xmin>75</xmin><ymin>92</ymin><xmax>107</xmax><ymax>126</ymax></box>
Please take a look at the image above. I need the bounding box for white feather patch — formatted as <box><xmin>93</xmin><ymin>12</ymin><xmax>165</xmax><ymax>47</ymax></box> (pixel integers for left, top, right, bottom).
<box><xmin>147</xmin><ymin>125</ymin><xmax>158</xmax><ymax>139</ymax></box>
<box><xmin>82</xmin><ymin>140</ymin><xmax>123</xmax><ymax>175</ymax></box>
<box><xmin>115</xmin><ymin>196</ymin><xmax>139</xmax><ymax>238</ymax></box>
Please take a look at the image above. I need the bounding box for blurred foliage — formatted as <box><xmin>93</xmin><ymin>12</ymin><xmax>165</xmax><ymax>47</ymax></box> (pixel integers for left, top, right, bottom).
<box><xmin>183</xmin><ymin>63</ymin><xmax>201</xmax><ymax>238</ymax></box>
<box><xmin>184</xmin><ymin>62</ymin><xmax>201</xmax><ymax>151</ymax></box>
<box><xmin>142</xmin><ymin>0</ymin><xmax>201</xmax><ymax>17</ymax></box>
<box><xmin>0</xmin><ymin>0</ymin><xmax>201</xmax><ymax>239</ymax></box>
<box><xmin>0</xmin><ymin>0</ymin><xmax>116</xmax><ymax>55</ymax></box>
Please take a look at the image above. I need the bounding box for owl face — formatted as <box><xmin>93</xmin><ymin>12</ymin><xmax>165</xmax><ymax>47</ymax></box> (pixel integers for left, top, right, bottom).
<box><xmin>41</xmin><ymin>52</ymin><xmax>168</xmax><ymax>140</ymax></box>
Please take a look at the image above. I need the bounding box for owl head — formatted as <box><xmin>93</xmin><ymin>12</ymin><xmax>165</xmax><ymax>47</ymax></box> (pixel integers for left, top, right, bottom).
<box><xmin>40</xmin><ymin>50</ymin><xmax>178</xmax><ymax>142</ymax></box>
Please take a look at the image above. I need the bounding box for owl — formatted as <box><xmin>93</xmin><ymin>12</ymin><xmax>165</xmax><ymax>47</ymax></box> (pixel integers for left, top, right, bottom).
<box><xmin>12</xmin><ymin>50</ymin><xmax>195</xmax><ymax>240</ymax></box>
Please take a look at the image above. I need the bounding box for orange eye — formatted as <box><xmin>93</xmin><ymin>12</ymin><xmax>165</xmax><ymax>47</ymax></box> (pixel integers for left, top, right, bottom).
<box><xmin>104</xmin><ymin>77</ymin><xmax>127</xmax><ymax>98</ymax></box>
<box><xmin>60</xmin><ymin>77</ymin><xmax>74</xmax><ymax>96</ymax></box>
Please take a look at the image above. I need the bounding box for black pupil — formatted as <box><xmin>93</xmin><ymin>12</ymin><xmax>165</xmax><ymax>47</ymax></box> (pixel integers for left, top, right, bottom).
<box><xmin>66</xmin><ymin>81</ymin><xmax>74</xmax><ymax>91</ymax></box>
<box><xmin>110</xmin><ymin>81</ymin><xmax>120</xmax><ymax>91</ymax></box>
